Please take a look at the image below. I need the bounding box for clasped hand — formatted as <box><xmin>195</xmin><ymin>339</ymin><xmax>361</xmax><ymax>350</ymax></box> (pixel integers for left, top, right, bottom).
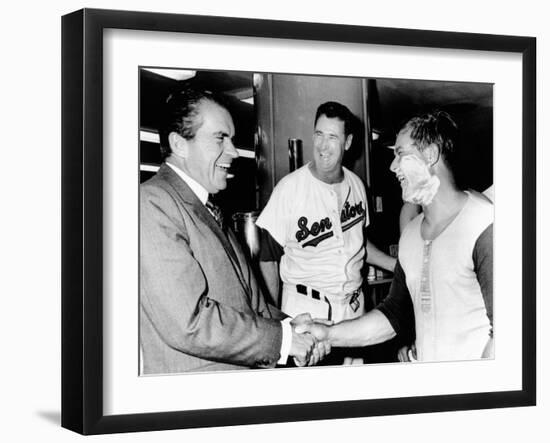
<box><xmin>289</xmin><ymin>313</ymin><xmax>333</xmax><ymax>366</ymax></box>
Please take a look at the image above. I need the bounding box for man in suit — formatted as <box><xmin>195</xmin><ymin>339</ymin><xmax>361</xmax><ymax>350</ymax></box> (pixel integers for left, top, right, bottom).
<box><xmin>140</xmin><ymin>86</ymin><xmax>327</xmax><ymax>374</ymax></box>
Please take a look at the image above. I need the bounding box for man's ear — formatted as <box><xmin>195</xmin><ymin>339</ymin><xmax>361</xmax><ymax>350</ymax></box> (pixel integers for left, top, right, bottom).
<box><xmin>344</xmin><ymin>134</ymin><xmax>353</xmax><ymax>151</ymax></box>
<box><xmin>424</xmin><ymin>143</ymin><xmax>440</xmax><ymax>166</ymax></box>
<box><xmin>168</xmin><ymin>132</ymin><xmax>188</xmax><ymax>158</ymax></box>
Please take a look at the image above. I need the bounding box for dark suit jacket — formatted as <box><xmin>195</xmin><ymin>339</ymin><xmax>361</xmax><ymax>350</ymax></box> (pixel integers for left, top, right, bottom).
<box><xmin>140</xmin><ymin>164</ymin><xmax>284</xmax><ymax>374</ymax></box>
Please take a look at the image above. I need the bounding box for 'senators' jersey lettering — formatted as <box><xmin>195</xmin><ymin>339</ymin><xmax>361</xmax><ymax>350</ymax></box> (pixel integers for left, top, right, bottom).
<box><xmin>256</xmin><ymin>164</ymin><xmax>369</xmax><ymax>297</ymax></box>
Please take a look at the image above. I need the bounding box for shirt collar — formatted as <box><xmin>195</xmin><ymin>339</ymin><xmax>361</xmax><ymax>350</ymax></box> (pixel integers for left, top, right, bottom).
<box><xmin>166</xmin><ymin>162</ymin><xmax>209</xmax><ymax>205</ymax></box>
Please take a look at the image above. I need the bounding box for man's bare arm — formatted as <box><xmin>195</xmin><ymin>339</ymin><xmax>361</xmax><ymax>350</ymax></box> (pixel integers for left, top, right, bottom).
<box><xmin>366</xmin><ymin>238</ymin><xmax>396</xmax><ymax>272</ymax></box>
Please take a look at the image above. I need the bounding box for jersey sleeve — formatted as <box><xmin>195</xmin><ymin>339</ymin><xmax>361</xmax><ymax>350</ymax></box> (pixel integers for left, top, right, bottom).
<box><xmin>473</xmin><ymin>224</ymin><xmax>493</xmax><ymax>334</ymax></box>
<box><xmin>255</xmin><ymin>181</ymin><xmax>290</xmax><ymax>247</ymax></box>
<box><xmin>376</xmin><ymin>260</ymin><xmax>416</xmax><ymax>345</ymax></box>
<box><xmin>259</xmin><ymin>228</ymin><xmax>285</xmax><ymax>262</ymax></box>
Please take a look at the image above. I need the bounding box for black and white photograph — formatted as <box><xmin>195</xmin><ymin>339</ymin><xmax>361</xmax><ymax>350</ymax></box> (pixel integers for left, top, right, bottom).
<box><xmin>138</xmin><ymin>67</ymin><xmax>494</xmax><ymax>375</ymax></box>
<box><xmin>58</xmin><ymin>6</ymin><xmax>537</xmax><ymax>436</ymax></box>
<box><xmin>2</xmin><ymin>0</ymin><xmax>547</xmax><ymax>441</ymax></box>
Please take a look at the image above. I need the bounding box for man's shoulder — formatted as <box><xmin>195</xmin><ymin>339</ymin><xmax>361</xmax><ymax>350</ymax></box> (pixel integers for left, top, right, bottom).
<box><xmin>140</xmin><ymin>170</ymin><xmax>183</xmax><ymax>209</ymax></box>
<box><xmin>466</xmin><ymin>191</ymin><xmax>494</xmax><ymax>220</ymax></box>
<box><xmin>273</xmin><ymin>164</ymin><xmax>310</xmax><ymax>191</ymax></box>
<box><xmin>343</xmin><ymin>167</ymin><xmax>367</xmax><ymax>193</ymax></box>
<box><xmin>451</xmin><ymin>191</ymin><xmax>494</xmax><ymax>245</ymax></box>
<box><xmin>258</xmin><ymin>166</ymin><xmax>310</xmax><ymax>225</ymax></box>
<box><xmin>141</xmin><ymin>172</ymin><xmax>169</xmax><ymax>195</ymax></box>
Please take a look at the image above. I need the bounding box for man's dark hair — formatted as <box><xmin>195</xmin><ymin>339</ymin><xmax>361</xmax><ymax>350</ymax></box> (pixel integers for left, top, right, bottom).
<box><xmin>401</xmin><ymin>110</ymin><xmax>459</xmax><ymax>170</ymax></box>
<box><xmin>158</xmin><ymin>86</ymin><xmax>227</xmax><ymax>160</ymax></box>
<box><xmin>314</xmin><ymin>101</ymin><xmax>354</xmax><ymax>137</ymax></box>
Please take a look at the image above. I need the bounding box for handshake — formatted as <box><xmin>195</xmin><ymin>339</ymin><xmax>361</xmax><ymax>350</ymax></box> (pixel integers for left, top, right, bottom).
<box><xmin>288</xmin><ymin>313</ymin><xmax>333</xmax><ymax>366</ymax></box>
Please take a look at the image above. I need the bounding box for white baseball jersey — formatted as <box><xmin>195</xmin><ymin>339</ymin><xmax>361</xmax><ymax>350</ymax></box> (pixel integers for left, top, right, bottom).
<box><xmin>256</xmin><ymin>164</ymin><xmax>369</xmax><ymax>311</ymax></box>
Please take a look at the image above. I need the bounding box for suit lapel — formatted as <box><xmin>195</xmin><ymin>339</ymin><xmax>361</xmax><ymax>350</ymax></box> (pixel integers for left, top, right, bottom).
<box><xmin>193</xmin><ymin>205</ymin><xmax>240</xmax><ymax>266</ymax></box>
<box><xmin>157</xmin><ymin>164</ymin><xmax>250</xmax><ymax>292</ymax></box>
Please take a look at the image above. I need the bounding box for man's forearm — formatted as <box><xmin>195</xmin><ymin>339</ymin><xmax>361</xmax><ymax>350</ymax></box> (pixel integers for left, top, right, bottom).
<box><xmin>366</xmin><ymin>239</ymin><xmax>396</xmax><ymax>272</ymax></box>
<box><xmin>327</xmin><ymin>309</ymin><xmax>396</xmax><ymax>347</ymax></box>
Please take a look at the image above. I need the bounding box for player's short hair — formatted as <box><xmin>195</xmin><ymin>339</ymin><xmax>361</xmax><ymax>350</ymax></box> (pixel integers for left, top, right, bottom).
<box><xmin>314</xmin><ymin>101</ymin><xmax>354</xmax><ymax>137</ymax></box>
<box><xmin>400</xmin><ymin>110</ymin><xmax>459</xmax><ymax>170</ymax></box>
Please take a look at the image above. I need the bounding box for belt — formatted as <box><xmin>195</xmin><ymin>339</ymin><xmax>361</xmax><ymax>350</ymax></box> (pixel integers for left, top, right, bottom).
<box><xmin>295</xmin><ymin>284</ymin><xmax>331</xmax><ymax>320</ymax></box>
<box><xmin>295</xmin><ymin>284</ymin><xmax>362</xmax><ymax>315</ymax></box>
<box><xmin>296</xmin><ymin>284</ymin><xmax>320</xmax><ymax>299</ymax></box>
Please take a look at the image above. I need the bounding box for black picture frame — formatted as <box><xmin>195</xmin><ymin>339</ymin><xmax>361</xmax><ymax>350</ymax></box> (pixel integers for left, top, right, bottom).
<box><xmin>61</xmin><ymin>8</ymin><xmax>536</xmax><ymax>435</ymax></box>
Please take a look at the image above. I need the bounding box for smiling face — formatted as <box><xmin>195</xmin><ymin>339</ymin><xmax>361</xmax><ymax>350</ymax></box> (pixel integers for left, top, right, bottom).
<box><xmin>390</xmin><ymin>128</ymin><xmax>440</xmax><ymax>205</ymax></box>
<box><xmin>390</xmin><ymin>128</ymin><xmax>426</xmax><ymax>187</ymax></box>
<box><xmin>311</xmin><ymin>114</ymin><xmax>352</xmax><ymax>183</ymax></box>
<box><xmin>176</xmin><ymin>100</ymin><xmax>238</xmax><ymax>194</ymax></box>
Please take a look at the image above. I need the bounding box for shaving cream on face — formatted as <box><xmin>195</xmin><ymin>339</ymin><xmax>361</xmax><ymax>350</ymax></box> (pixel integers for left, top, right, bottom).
<box><xmin>399</xmin><ymin>154</ymin><xmax>440</xmax><ymax>206</ymax></box>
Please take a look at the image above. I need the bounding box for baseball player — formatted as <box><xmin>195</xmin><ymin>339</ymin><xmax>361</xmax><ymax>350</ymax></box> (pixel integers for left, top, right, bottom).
<box><xmin>257</xmin><ymin>101</ymin><xmax>395</xmax><ymax>363</ymax></box>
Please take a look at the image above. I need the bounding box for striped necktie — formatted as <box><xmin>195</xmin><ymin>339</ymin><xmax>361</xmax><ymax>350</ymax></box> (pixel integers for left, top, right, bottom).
<box><xmin>205</xmin><ymin>196</ymin><xmax>224</xmax><ymax>227</ymax></box>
